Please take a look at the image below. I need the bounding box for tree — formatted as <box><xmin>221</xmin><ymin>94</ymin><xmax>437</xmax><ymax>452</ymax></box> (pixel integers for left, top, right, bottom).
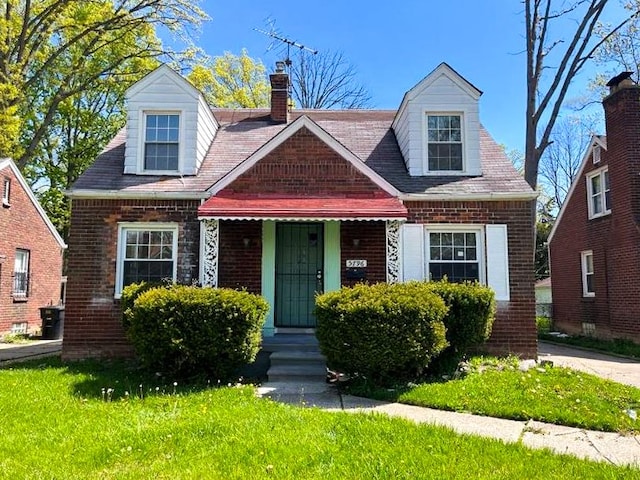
<box><xmin>535</xmin><ymin>194</ymin><xmax>556</xmax><ymax>279</ymax></box>
<box><xmin>288</xmin><ymin>50</ymin><xmax>371</xmax><ymax>109</ymax></box>
<box><xmin>538</xmin><ymin>114</ymin><xmax>599</xmax><ymax>207</ymax></box>
<box><xmin>188</xmin><ymin>50</ymin><xmax>270</xmax><ymax>108</ymax></box>
<box><xmin>524</xmin><ymin>0</ymin><xmax>639</xmax><ymax>190</ymax></box>
<box><xmin>0</xmin><ymin>0</ymin><xmax>208</xmax><ymax>168</ymax></box>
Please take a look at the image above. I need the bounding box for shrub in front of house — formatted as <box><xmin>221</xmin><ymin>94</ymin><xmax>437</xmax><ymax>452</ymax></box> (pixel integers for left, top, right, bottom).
<box><xmin>315</xmin><ymin>282</ymin><xmax>449</xmax><ymax>385</ymax></box>
<box><xmin>122</xmin><ymin>284</ymin><xmax>269</xmax><ymax>380</ymax></box>
<box><xmin>425</xmin><ymin>280</ymin><xmax>496</xmax><ymax>375</ymax></box>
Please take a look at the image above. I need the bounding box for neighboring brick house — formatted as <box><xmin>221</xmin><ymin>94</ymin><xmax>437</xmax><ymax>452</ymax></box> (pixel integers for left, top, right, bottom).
<box><xmin>549</xmin><ymin>72</ymin><xmax>640</xmax><ymax>342</ymax></box>
<box><xmin>64</xmin><ymin>63</ymin><xmax>537</xmax><ymax>360</ymax></box>
<box><xmin>0</xmin><ymin>158</ymin><xmax>66</xmax><ymax>335</ymax></box>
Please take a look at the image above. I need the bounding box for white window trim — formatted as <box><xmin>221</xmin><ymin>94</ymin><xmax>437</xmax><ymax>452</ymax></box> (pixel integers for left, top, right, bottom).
<box><xmin>586</xmin><ymin>166</ymin><xmax>610</xmax><ymax>219</ymax></box>
<box><xmin>424</xmin><ymin>224</ymin><xmax>485</xmax><ymax>284</ymax></box>
<box><xmin>114</xmin><ymin>223</ymin><xmax>179</xmax><ymax>298</ymax></box>
<box><xmin>581</xmin><ymin>250</ymin><xmax>595</xmax><ymax>297</ymax></box>
<box><xmin>137</xmin><ymin>110</ymin><xmax>185</xmax><ymax>175</ymax></box>
<box><xmin>423</xmin><ymin>112</ymin><xmax>465</xmax><ymax>174</ymax></box>
<box><xmin>2</xmin><ymin>177</ymin><xmax>10</xmax><ymax>206</ymax></box>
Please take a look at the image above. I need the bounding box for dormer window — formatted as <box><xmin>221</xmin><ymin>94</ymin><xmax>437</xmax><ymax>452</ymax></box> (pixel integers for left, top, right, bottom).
<box><xmin>427</xmin><ymin>114</ymin><xmax>463</xmax><ymax>171</ymax></box>
<box><xmin>144</xmin><ymin>113</ymin><xmax>180</xmax><ymax>171</ymax></box>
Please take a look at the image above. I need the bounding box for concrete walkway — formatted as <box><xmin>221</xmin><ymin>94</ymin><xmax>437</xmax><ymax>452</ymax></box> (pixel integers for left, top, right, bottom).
<box><xmin>539</xmin><ymin>341</ymin><xmax>640</xmax><ymax>388</ymax></box>
<box><xmin>259</xmin><ymin>343</ymin><xmax>640</xmax><ymax>467</ymax></box>
<box><xmin>0</xmin><ymin>339</ymin><xmax>62</xmax><ymax>364</ymax></box>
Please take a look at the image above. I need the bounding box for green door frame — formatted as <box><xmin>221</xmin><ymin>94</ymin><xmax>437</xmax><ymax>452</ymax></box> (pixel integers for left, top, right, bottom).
<box><xmin>261</xmin><ymin>220</ymin><xmax>340</xmax><ymax>336</ymax></box>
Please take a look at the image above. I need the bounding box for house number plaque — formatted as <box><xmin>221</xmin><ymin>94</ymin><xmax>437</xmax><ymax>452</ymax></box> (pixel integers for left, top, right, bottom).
<box><xmin>346</xmin><ymin>259</ymin><xmax>367</xmax><ymax>268</ymax></box>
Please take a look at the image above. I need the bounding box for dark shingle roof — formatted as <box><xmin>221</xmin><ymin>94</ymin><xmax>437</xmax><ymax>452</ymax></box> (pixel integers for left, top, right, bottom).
<box><xmin>71</xmin><ymin>108</ymin><xmax>533</xmax><ymax>198</ymax></box>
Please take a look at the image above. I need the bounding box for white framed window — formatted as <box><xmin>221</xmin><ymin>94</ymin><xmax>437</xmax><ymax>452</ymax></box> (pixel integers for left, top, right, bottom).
<box><xmin>426</xmin><ymin>229</ymin><xmax>482</xmax><ymax>282</ymax></box>
<box><xmin>2</xmin><ymin>177</ymin><xmax>10</xmax><ymax>206</ymax></box>
<box><xmin>426</xmin><ymin>114</ymin><xmax>463</xmax><ymax>172</ymax></box>
<box><xmin>402</xmin><ymin>223</ymin><xmax>510</xmax><ymax>301</ymax></box>
<box><xmin>587</xmin><ymin>168</ymin><xmax>610</xmax><ymax>219</ymax></box>
<box><xmin>115</xmin><ymin>223</ymin><xmax>178</xmax><ymax>297</ymax></box>
<box><xmin>143</xmin><ymin>112</ymin><xmax>180</xmax><ymax>172</ymax></box>
<box><xmin>581</xmin><ymin>250</ymin><xmax>594</xmax><ymax>297</ymax></box>
<box><xmin>13</xmin><ymin>249</ymin><xmax>29</xmax><ymax>298</ymax></box>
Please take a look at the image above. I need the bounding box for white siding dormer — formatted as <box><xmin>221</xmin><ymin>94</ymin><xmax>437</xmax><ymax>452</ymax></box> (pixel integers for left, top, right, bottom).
<box><xmin>124</xmin><ymin>65</ymin><xmax>217</xmax><ymax>175</ymax></box>
<box><xmin>392</xmin><ymin>63</ymin><xmax>482</xmax><ymax>177</ymax></box>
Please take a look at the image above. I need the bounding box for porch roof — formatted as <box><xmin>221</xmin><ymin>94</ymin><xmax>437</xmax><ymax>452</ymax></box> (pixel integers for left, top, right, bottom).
<box><xmin>197</xmin><ymin>195</ymin><xmax>408</xmax><ymax>221</ymax></box>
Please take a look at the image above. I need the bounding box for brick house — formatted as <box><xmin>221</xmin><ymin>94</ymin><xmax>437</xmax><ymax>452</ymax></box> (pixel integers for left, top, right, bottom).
<box><xmin>64</xmin><ymin>63</ymin><xmax>537</xmax><ymax>360</ymax></box>
<box><xmin>549</xmin><ymin>72</ymin><xmax>640</xmax><ymax>342</ymax></box>
<box><xmin>0</xmin><ymin>158</ymin><xmax>66</xmax><ymax>335</ymax></box>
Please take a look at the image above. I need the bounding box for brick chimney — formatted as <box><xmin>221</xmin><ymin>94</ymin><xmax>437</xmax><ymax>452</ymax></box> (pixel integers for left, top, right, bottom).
<box><xmin>270</xmin><ymin>61</ymin><xmax>289</xmax><ymax>123</ymax></box>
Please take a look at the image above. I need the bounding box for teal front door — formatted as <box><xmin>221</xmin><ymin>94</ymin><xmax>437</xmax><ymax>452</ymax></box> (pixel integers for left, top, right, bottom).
<box><xmin>275</xmin><ymin>223</ymin><xmax>324</xmax><ymax>327</ymax></box>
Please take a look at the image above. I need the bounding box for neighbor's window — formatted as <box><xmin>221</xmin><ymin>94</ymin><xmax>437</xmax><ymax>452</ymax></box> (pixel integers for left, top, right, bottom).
<box><xmin>2</xmin><ymin>178</ymin><xmax>10</xmax><ymax>205</ymax></box>
<box><xmin>427</xmin><ymin>230</ymin><xmax>480</xmax><ymax>282</ymax></box>
<box><xmin>427</xmin><ymin>114</ymin><xmax>463</xmax><ymax>171</ymax></box>
<box><xmin>116</xmin><ymin>225</ymin><xmax>177</xmax><ymax>295</ymax></box>
<box><xmin>581</xmin><ymin>251</ymin><xmax>594</xmax><ymax>297</ymax></box>
<box><xmin>144</xmin><ymin>113</ymin><xmax>180</xmax><ymax>171</ymax></box>
<box><xmin>13</xmin><ymin>249</ymin><xmax>29</xmax><ymax>298</ymax></box>
<box><xmin>587</xmin><ymin>168</ymin><xmax>610</xmax><ymax>218</ymax></box>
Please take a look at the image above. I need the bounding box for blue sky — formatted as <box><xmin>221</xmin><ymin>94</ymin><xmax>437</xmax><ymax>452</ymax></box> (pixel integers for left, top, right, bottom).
<box><xmin>188</xmin><ymin>1</ymin><xmax>620</xmax><ymax>153</ymax></box>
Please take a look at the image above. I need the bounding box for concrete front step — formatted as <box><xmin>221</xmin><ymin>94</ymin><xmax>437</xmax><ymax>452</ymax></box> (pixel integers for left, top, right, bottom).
<box><xmin>269</xmin><ymin>351</ymin><xmax>326</xmax><ymax>365</ymax></box>
<box><xmin>267</xmin><ymin>364</ymin><xmax>327</xmax><ymax>382</ymax></box>
<box><xmin>261</xmin><ymin>334</ymin><xmax>320</xmax><ymax>353</ymax></box>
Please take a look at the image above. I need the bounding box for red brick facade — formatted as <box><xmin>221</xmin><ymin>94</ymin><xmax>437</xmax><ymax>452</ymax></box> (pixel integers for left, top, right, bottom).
<box><xmin>406</xmin><ymin>200</ymin><xmax>538</xmax><ymax>357</ymax></box>
<box><xmin>550</xmin><ymin>84</ymin><xmax>640</xmax><ymax>341</ymax></box>
<box><xmin>63</xmin><ymin>199</ymin><xmax>200</xmax><ymax>359</ymax></box>
<box><xmin>0</xmin><ymin>163</ymin><xmax>64</xmax><ymax>335</ymax></box>
<box><xmin>220</xmin><ymin>127</ymin><xmax>392</xmax><ymax>199</ymax></box>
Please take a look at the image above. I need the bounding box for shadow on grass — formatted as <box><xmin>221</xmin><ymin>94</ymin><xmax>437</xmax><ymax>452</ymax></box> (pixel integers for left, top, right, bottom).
<box><xmin>1</xmin><ymin>352</ymin><xmax>270</xmax><ymax>400</ymax></box>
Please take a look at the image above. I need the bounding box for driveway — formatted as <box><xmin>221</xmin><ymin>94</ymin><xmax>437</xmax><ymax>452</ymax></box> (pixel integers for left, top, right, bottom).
<box><xmin>538</xmin><ymin>341</ymin><xmax>640</xmax><ymax>388</ymax></box>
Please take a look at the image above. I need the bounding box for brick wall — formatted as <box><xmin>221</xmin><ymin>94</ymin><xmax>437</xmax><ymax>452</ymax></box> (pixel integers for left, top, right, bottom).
<box><xmin>63</xmin><ymin>199</ymin><xmax>200</xmax><ymax>359</ymax></box>
<box><xmin>220</xmin><ymin>127</ymin><xmax>391</xmax><ymax>198</ymax></box>
<box><xmin>340</xmin><ymin>221</ymin><xmax>387</xmax><ymax>287</ymax></box>
<box><xmin>552</xmin><ymin>85</ymin><xmax>640</xmax><ymax>342</ymax></box>
<box><xmin>0</xmin><ymin>166</ymin><xmax>64</xmax><ymax>335</ymax></box>
<box><xmin>406</xmin><ymin>199</ymin><xmax>538</xmax><ymax>358</ymax></box>
<box><xmin>218</xmin><ymin>220</ymin><xmax>262</xmax><ymax>293</ymax></box>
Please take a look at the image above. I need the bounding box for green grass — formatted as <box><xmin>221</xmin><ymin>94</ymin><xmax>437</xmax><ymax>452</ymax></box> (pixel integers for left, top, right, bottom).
<box><xmin>353</xmin><ymin>357</ymin><xmax>640</xmax><ymax>433</ymax></box>
<box><xmin>540</xmin><ymin>333</ymin><xmax>640</xmax><ymax>359</ymax></box>
<box><xmin>0</xmin><ymin>358</ymin><xmax>636</xmax><ymax>479</ymax></box>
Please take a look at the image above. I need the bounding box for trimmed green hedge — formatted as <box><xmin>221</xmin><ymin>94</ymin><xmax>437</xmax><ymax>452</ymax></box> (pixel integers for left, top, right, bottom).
<box><xmin>426</xmin><ymin>280</ymin><xmax>496</xmax><ymax>374</ymax></box>
<box><xmin>315</xmin><ymin>282</ymin><xmax>449</xmax><ymax>385</ymax></box>
<box><xmin>122</xmin><ymin>283</ymin><xmax>268</xmax><ymax>380</ymax></box>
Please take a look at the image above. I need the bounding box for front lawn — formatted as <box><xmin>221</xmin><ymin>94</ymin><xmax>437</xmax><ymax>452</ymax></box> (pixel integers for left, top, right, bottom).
<box><xmin>0</xmin><ymin>358</ymin><xmax>636</xmax><ymax>479</ymax></box>
<box><xmin>350</xmin><ymin>357</ymin><xmax>640</xmax><ymax>433</ymax></box>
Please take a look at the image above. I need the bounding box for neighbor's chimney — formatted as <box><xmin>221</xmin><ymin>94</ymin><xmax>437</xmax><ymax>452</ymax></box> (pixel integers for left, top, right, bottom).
<box><xmin>270</xmin><ymin>61</ymin><xmax>289</xmax><ymax>123</ymax></box>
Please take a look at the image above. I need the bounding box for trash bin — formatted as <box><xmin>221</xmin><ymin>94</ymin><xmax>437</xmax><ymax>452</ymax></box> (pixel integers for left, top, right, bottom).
<box><xmin>40</xmin><ymin>306</ymin><xmax>64</xmax><ymax>340</ymax></box>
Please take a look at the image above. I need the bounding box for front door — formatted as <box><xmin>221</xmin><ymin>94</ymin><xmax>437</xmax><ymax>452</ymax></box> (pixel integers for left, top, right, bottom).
<box><xmin>275</xmin><ymin>223</ymin><xmax>324</xmax><ymax>327</ymax></box>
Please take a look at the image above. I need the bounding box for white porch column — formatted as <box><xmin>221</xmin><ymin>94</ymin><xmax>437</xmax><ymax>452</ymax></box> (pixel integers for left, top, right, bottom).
<box><xmin>386</xmin><ymin>220</ymin><xmax>401</xmax><ymax>283</ymax></box>
<box><xmin>201</xmin><ymin>219</ymin><xmax>219</xmax><ymax>287</ymax></box>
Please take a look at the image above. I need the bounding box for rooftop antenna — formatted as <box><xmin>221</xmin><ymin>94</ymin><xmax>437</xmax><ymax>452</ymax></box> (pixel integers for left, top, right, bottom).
<box><xmin>253</xmin><ymin>26</ymin><xmax>318</xmax><ymax>70</ymax></box>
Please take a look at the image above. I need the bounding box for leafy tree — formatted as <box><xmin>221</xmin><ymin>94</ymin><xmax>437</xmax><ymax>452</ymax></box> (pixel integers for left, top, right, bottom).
<box><xmin>289</xmin><ymin>50</ymin><xmax>371</xmax><ymax>109</ymax></box>
<box><xmin>535</xmin><ymin>194</ymin><xmax>556</xmax><ymax>279</ymax></box>
<box><xmin>188</xmin><ymin>49</ymin><xmax>270</xmax><ymax>108</ymax></box>
<box><xmin>524</xmin><ymin>0</ymin><xmax>639</xmax><ymax>190</ymax></box>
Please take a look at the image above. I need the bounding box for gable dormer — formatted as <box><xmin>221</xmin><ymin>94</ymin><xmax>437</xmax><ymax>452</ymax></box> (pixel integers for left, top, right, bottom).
<box><xmin>123</xmin><ymin>65</ymin><xmax>218</xmax><ymax>176</ymax></box>
<box><xmin>392</xmin><ymin>63</ymin><xmax>482</xmax><ymax>177</ymax></box>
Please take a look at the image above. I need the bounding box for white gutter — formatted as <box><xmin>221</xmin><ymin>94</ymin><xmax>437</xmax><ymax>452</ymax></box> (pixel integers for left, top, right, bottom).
<box><xmin>66</xmin><ymin>189</ymin><xmax>208</xmax><ymax>200</ymax></box>
<box><xmin>400</xmin><ymin>191</ymin><xmax>538</xmax><ymax>201</ymax></box>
